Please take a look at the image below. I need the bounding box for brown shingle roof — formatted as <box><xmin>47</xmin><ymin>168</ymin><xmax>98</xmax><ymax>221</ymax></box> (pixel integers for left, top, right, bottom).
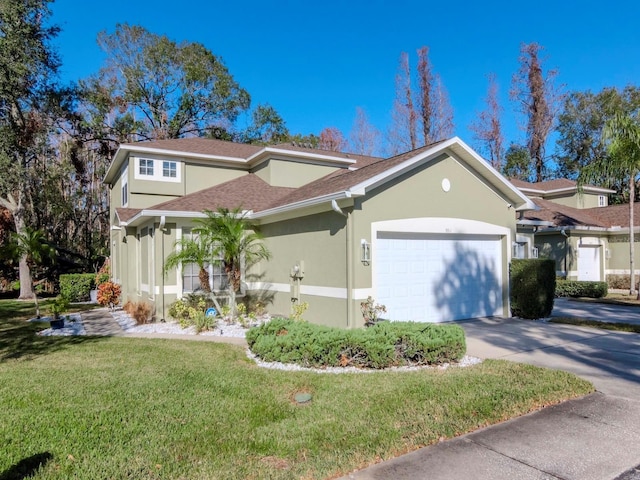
<box><xmin>523</xmin><ymin>199</ymin><xmax>607</xmax><ymax>227</ymax></box>
<box><xmin>121</xmin><ymin>138</ymin><xmax>263</xmax><ymax>159</ymax></box>
<box><xmin>149</xmin><ymin>174</ymin><xmax>295</xmax><ymax>213</ymax></box>
<box><xmin>269</xmin><ymin>143</ymin><xmax>383</xmax><ymax>167</ymax></box>
<box><xmin>116</xmin><ymin>208</ymin><xmax>142</xmax><ymax>222</ymax></box>
<box><xmin>584</xmin><ymin>203</ymin><xmax>640</xmax><ymax>229</ymax></box>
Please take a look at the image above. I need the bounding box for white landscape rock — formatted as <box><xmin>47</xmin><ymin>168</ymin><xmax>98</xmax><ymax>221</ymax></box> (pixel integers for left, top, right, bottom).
<box><xmin>36</xmin><ymin>314</ymin><xmax>86</xmax><ymax>336</ymax></box>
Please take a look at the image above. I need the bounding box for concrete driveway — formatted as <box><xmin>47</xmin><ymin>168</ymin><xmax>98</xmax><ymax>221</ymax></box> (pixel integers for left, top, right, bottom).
<box><xmin>462</xmin><ymin>315</ymin><xmax>640</xmax><ymax>399</ymax></box>
<box><xmin>341</xmin><ymin>300</ymin><xmax>640</xmax><ymax>480</ymax></box>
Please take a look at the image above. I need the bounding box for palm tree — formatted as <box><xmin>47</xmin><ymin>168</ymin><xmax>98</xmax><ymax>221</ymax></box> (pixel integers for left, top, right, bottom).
<box><xmin>195</xmin><ymin>208</ymin><xmax>271</xmax><ymax>317</ymax></box>
<box><xmin>579</xmin><ymin>111</ymin><xmax>640</xmax><ymax>295</ymax></box>
<box><xmin>164</xmin><ymin>235</ymin><xmax>213</xmax><ymax>293</ymax></box>
<box><xmin>7</xmin><ymin>227</ymin><xmax>56</xmax><ymax>317</ymax></box>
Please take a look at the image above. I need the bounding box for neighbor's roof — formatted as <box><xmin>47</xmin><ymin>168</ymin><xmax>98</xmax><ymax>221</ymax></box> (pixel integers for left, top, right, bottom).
<box><xmin>511</xmin><ymin>178</ymin><xmax>615</xmax><ymax>195</ymax></box>
<box><xmin>523</xmin><ymin>198</ymin><xmax>640</xmax><ymax>229</ymax></box>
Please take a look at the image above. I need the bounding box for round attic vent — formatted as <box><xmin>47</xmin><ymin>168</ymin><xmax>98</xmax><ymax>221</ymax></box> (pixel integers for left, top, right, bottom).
<box><xmin>442</xmin><ymin>178</ymin><xmax>451</xmax><ymax>192</ymax></box>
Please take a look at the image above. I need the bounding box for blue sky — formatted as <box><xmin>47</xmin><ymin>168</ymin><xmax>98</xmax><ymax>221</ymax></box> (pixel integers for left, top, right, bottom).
<box><xmin>52</xmin><ymin>0</ymin><xmax>640</xmax><ymax>153</ymax></box>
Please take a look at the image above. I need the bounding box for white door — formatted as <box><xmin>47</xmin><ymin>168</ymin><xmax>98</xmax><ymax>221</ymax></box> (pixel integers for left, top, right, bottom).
<box><xmin>577</xmin><ymin>246</ymin><xmax>601</xmax><ymax>281</ymax></box>
<box><xmin>375</xmin><ymin>232</ymin><xmax>503</xmax><ymax>322</ymax></box>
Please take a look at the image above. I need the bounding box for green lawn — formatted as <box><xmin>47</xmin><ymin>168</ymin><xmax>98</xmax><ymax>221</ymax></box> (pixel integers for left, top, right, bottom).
<box><xmin>0</xmin><ymin>297</ymin><xmax>100</xmax><ymax>323</ymax></box>
<box><xmin>0</xmin><ymin>315</ymin><xmax>594</xmax><ymax>480</ymax></box>
<box><xmin>550</xmin><ymin>316</ymin><xmax>640</xmax><ymax>333</ymax></box>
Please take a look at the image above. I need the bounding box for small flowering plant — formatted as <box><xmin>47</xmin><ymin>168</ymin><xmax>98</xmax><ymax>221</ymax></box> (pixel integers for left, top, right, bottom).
<box><xmin>360</xmin><ymin>296</ymin><xmax>387</xmax><ymax>327</ymax></box>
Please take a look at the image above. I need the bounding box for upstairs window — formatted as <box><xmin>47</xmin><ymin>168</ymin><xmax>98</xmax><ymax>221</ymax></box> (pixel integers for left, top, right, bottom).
<box><xmin>121</xmin><ymin>166</ymin><xmax>128</xmax><ymax>206</ymax></box>
<box><xmin>139</xmin><ymin>158</ymin><xmax>154</xmax><ymax>176</ymax></box>
<box><xmin>163</xmin><ymin>161</ymin><xmax>177</xmax><ymax>178</ymax></box>
<box><xmin>134</xmin><ymin>157</ymin><xmax>181</xmax><ymax>182</ymax></box>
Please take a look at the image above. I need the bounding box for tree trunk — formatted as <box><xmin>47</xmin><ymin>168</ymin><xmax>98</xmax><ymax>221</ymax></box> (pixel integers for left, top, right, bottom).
<box><xmin>11</xmin><ymin>205</ymin><xmax>35</xmax><ymax>300</ymax></box>
<box><xmin>198</xmin><ymin>267</ymin><xmax>211</xmax><ymax>293</ymax></box>
<box><xmin>630</xmin><ymin>175</ymin><xmax>636</xmax><ymax>296</ymax></box>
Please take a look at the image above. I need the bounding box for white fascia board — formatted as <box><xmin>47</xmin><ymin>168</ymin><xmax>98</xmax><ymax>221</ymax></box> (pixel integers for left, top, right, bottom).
<box><xmin>448</xmin><ymin>138</ymin><xmax>537</xmax><ymax>211</ymax></box>
<box><xmin>123</xmin><ymin>208</ymin><xmax>255</xmax><ymax>227</ymax></box>
<box><xmin>246</xmin><ymin>147</ymin><xmax>356</xmax><ymax>167</ymax></box>
<box><xmin>346</xmin><ymin>136</ymin><xmax>536</xmax><ymax>211</ymax></box>
<box><xmin>104</xmin><ymin>148</ymin><xmax>129</xmax><ymax>185</ymax></box>
<box><xmin>104</xmin><ymin>145</ymin><xmax>248</xmax><ymax>184</ymax></box>
<box><xmin>517</xmin><ymin>219</ymin><xmax>555</xmax><ymax>227</ymax></box>
<box><xmin>121</xmin><ymin>144</ymin><xmax>247</xmax><ymax>164</ymax></box>
<box><xmin>251</xmin><ymin>191</ymin><xmax>356</xmax><ymax>219</ymax></box>
<box><xmin>543</xmin><ymin>225</ymin><xmax>609</xmax><ymax>233</ymax></box>
<box><xmin>122</xmin><ymin>209</ymin><xmax>209</xmax><ymax>227</ymax></box>
<box><xmin>545</xmin><ymin>186</ymin><xmax>616</xmax><ymax>195</ymax></box>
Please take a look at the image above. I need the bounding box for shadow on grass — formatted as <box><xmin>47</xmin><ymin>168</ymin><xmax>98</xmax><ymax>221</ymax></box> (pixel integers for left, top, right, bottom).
<box><xmin>0</xmin><ymin>319</ymin><xmax>105</xmax><ymax>362</ymax></box>
<box><xmin>0</xmin><ymin>452</ymin><xmax>53</xmax><ymax>480</ymax></box>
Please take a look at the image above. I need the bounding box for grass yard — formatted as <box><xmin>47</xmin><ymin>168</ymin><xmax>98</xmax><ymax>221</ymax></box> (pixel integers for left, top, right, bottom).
<box><xmin>0</xmin><ymin>316</ymin><xmax>594</xmax><ymax>480</ymax></box>
<box><xmin>0</xmin><ymin>298</ymin><xmax>100</xmax><ymax>323</ymax></box>
<box><xmin>550</xmin><ymin>316</ymin><xmax>640</xmax><ymax>333</ymax></box>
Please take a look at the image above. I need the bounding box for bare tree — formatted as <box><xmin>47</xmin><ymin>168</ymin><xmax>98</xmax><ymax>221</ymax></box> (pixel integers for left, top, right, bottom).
<box><xmin>388</xmin><ymin>52</ymin><xmax>418</xmax><ymax>155</ymax></box>
<box><xmin>430</xmin><ymin>74</ymin><xmax>455</xmax><ymax>143</ymax></box>
<box><xmin>470</xmin><ymin>73</ymin><xmax>504</xmax><ymax>170</ymax></box>
<box><xmin>318</xmin><ymin>126</ymin><xmax>347</xmax><ymax>151</ymax></box>
<box><xmin>350</xmin><ymin>107</ymin><xmax>380</xmax><ymax>156</ymax></box>
<box><xmin>511</xmin><ymin>43</ymin><xmax>563</xmax><ymax>182</ymax></box>
<box><xmin>387</xmin><ymin>47</ymin><xmax>454</xmax><ymax>155</ymax></box>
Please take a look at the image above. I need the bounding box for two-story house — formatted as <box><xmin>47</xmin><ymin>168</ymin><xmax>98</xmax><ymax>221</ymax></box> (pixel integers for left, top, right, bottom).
<box><xmin>104</xmin><ymin>136</ymin><xmax>534</xmax><ymax>326</ymax></box>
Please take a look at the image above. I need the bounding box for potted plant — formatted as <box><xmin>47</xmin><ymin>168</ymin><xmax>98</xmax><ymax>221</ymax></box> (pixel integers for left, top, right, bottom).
<box><xmin>48</xmin><ymin>296</ymin><xmax>69</xmax><ymax>329</ymax></box>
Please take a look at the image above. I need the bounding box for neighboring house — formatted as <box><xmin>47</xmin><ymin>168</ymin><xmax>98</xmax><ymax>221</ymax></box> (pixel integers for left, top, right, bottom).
<box><xmin>511</xmin><ymin>179</ymin><xmax>639</xmax><ymax>286</ymax></box>
<box><xmin>104</xmin><ymin>136</ymin><xmax>534</xmax><ymax>327</ymax></box>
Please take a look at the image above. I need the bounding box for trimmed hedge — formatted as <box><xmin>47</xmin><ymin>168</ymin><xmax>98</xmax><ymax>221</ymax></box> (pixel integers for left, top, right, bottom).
<box><xmin>59</xmin><ymin>273</ymin><xmax>96</xmax><ymax>302</ymax></box>
<box><xmin>246</xmin><ymin>318</ymin><xmax>466</xmax><ymax>369</ymax></box>
<box><xmin>556</xmin><ymin>280</ymin><xmax>608</xmax><ymax>298</ymax></box>
<box><xmin>510</xmin><ymin>259</ymin><xmax>555</xmax><ymax>319</ymax></box>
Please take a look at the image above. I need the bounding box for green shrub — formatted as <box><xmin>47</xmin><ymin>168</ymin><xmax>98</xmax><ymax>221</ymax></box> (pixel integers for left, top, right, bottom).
<box><xmin>510</xmin><ymin>259</ymin><xmax>555</xmax><ymax>319</ymax></box>
<box><xmin>556</xmin><ymin>280</ymin><xmax>608</xmax><ymax>298</ymax></box>
<box><xmin>59</xmin><ymin>273</ymin><xmax>95</xmax><ymax>302</ymax></box>
<box><xmin>246</xmin><ymin>318</ymin><xmax>466</xmax><ymax>369</ymax></box>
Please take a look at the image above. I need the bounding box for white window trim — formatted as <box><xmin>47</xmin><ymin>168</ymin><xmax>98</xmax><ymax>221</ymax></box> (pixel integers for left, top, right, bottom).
<box><xmin>134</xmin><ymin>157</ymin><xmax>181</xmax><ymax>183</ymax></box>
<box><xmin>598</xmin><ymin>195</ymin><xmax>607</xmax><ymax>207</ymax></box>
<box><xmin>121</xmin><ymin>165</ymin><xmax>129</xmax><ymax>207</ymax></box>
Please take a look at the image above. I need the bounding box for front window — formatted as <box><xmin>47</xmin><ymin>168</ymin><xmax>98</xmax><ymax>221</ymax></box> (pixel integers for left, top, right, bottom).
<box><xmin>163</xmin><ymin>161</ymin><xmax>177</xmax><ymax>178</ymax></box>
<box><xmin>598</xmin><ymin>195</ymin><xmax>607</xmax><ymax>207</ymax></box>
<box><xmin>181</xmin><ymin>230</ymin><xmax>228</xmax><ymax>293</ymax></box>
<box><xmin>139</xmin><ymin>158</ymin><xmax>154</xmax><ymax>176</ymax></box>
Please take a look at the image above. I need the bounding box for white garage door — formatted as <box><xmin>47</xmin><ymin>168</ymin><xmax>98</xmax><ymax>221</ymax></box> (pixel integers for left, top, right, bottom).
<box><xmin>376</xmin><ymin>232</ymin><xmax>503</xmax><ymax>322</ymax></box>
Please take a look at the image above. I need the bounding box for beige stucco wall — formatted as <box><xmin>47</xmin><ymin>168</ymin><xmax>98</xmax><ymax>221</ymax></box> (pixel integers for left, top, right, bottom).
<box><xmin>251</xmin><ymin>159</ymin><xmax>340</xmax><ymax>188</ymax></box>
<box><xmin>258</xmin><ymin>211</ymin><xmax>348</xmax><ymax>325</ymax></box>
<box><xmin>185</xmin><ymin>162</ymin><xmax>245</xmax><ymax>194</ymax></box>
<box><xmin>546</xmin><ymin>192</ymin><xmax>604</xmax><ymax>209</ymax></box>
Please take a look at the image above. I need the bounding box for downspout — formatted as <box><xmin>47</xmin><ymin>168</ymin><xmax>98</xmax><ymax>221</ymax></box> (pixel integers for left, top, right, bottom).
<box><xmin>159</xmin><ymin>215</ymin><xmax>166</xmax><ymax>322</ymax></box>
<box><xmin>561</xmin><ymin>228</ymin><xmax>568</xmax><ymax>277</ymax></box>
<box><xmin>331</xmin><ymin>199</ymin><xmax>353</xmax><ymax>328</ymax></box>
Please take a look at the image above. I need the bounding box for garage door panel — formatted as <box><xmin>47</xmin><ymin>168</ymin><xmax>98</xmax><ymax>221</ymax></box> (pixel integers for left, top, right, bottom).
<box><xmin>376</xmin><ymin>233</ymin><xmax>503</xmax><ymax>323</ymax></box>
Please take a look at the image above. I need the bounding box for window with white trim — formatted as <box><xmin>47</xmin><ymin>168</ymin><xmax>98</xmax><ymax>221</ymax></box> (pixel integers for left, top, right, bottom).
<box><xmin>181</xmin><ymin>230</ymin><xmax>228</xmax><ymax>294</ymax></box>
<box><xmin>134</xmin><ymin>157</ymin><xmax>181</xmax><ymax>182</ymax></box>
<box><xmin>121</xmin><ymin>166</ymin><xmax>128</xmax><ymax>207</ymax></box>
<box><xmin>163</xmin><ymin>161</ymin><xmax>177</xmax><ymax>178</ymax></box>
<box><xmin>139</xmin><ymin>158</ymin><xmax>154</xmax><ymax>176</ymax></box>
<box><xmin>598</xmin><ymin>195</ymin><xmax>607</xmax><ymax>207</ymax></box>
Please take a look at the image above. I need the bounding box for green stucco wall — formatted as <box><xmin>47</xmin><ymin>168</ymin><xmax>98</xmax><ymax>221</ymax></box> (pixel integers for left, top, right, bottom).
<box><xmin>251</xmin><ymin>159</ymin><xmax>340</xmax><ymax>188</ymax></box>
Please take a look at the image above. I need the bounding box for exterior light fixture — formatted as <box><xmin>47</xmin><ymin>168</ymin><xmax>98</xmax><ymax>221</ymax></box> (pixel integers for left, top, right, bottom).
<box><xmin>361</xmin><ymin>239</ymin><xmax>371</xmax><ymax>265</ymax></box>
